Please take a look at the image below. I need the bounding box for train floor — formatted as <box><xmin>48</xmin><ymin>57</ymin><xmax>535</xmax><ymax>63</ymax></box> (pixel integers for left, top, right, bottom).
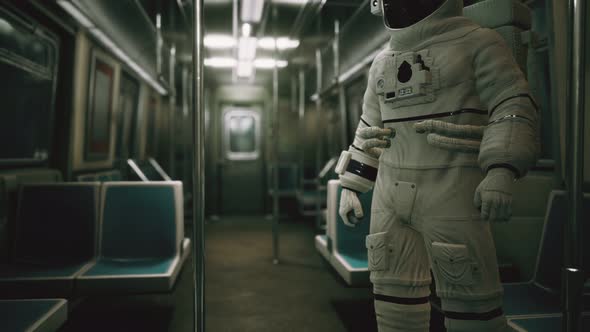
<box><xmin>57</xmin><ymin>216</ymin><xmax>422</xmax><ymax>331</ymax></box>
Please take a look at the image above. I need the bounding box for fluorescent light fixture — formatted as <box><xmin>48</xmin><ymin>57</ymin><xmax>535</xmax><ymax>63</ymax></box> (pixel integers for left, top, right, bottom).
<box><xmin>238</xmin><ymin>37</ymin><xmax>257</xmax><ymax>61</ymax></box>
<box><xmin>242</xmin><ymin>23</ymin><xmax>252</xmax><ymax>37</ymax></box>
<box><xmin>204</xmin><ymin>57</ymin><xmax>237</xmax><ymax>68</ymax></box>
<box><xmin>57</xmin><ymin>0</ymin><xmax>93</xmax><ymax>28</ymax></box>
<box><xmin>237</xmin><ymin>61</ymin><xmax>254</xmax><ymax>77</ymax></box>
<box><xmin>156</xmin><ymin>14</ymin><xmax>161</xmax><ymax>29</ymax></box>
<box><xmin>277</xmin><ymin>37</ymin><xmax>300</xmax><ymax>49</ymax></box>
<box><xmin>241</xmin><ymin>0</ymin><xmax>265</xmax><ymax>23</ymax></box>
<box><xmin>272</xmin><ymin>0</ymin><xmax>309</xmax><ymax>4</ymax></box>
<box><xmin>204</xmin><ymin>34</ymin><xmax>235</xmax><ymax>49</ymax></box>
<box><xmin>254</xmin><ymin>58</ymin><xmax>288</xmax><ymax>69</ymax></box>
<box><xmin>258</xmin><ymin>37</ymin><xmax>300</xmax><ymax>50</ymax></box>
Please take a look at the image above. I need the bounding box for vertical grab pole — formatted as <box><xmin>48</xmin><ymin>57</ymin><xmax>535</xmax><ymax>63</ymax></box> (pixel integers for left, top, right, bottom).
<box><xmin>334</xmin><ymin>20</ymin><xmax>348</xmax><ymax>149</ymax></box>
<box><xmin>298</xmin><ymin>69</ymin><xmax>306</xmax><ymax>194</ymax></box>
<box><xmin>169</xmin><ymin>46</ymin><xmax>177</xmax><ymax>179</ymax></box>
<box><xmin>563</xmin><ymin>0</ymin><xmax>586</xmax><ymax>331</ymax></box>
<box><xmin>315</xmin><ymin>48</ymin><xmax>323</xmax><ymax>229</ymax></box>
<box><xmin>192</xmin><ymin>0</ymin><xmax>205</xmax><ymax>331</ymax></box>
<box><xmin>271</xmin><ymin>4</ymin><xmax>280</xmax><ymax>265</ymax></box>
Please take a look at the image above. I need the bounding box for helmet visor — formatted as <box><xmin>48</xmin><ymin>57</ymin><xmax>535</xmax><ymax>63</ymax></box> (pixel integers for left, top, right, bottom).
<box><xmin>382</xmin><ymin>0</ymin><xmax>445</xmax><ymax>29</ymax></box>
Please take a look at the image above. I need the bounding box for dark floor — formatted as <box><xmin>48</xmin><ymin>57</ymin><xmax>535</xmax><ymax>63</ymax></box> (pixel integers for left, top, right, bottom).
<box><xmin>205</xmin><ymin>216</ymin><xmax>377</xmax><ymax>332</ymax></box>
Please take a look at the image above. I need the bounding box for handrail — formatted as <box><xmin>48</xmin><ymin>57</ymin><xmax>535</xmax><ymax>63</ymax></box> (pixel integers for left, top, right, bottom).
<box><xmin>563</xmin><ymin>0</ymin><xmax>586</xmax><ymax>331</ymax></box>
<box><xmin>191</xmin><ymin>1</ymin><xmax>205</xmax><ymax>331</ymax></box>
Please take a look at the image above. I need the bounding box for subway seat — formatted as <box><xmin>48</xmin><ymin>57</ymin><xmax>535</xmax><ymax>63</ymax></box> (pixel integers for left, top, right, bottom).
<box><xmin>0</xmin><ymin>298</ymin><xmax>68</xmax><ymax>332</ymax></box>
<box><xmin>0</xmin><ymin>183</ymin><xmax>99</xmax><ymax>297</ymax></box>
<box><xmin>315</xmin><ymin>179</ymin><xmax>372</xmax><ymax>286</ymax></box>
<box><xmin>76</xmin><ymin>170</ymin><xmax>123</xmax><ymax>182</ymax></box>
<box><xmin>502</xmin><ymin>191</ymin><xmax>590</xmax><ymax>321</ymax></box>
<box><xmin>508</xmin><ymin>314</ymin><xmax>590</xmax><ymax>332</ymax></box>
<box><xmin>76</xmin><ymin>181</ymin><xmax>190</xmax><ymax>294</ymax></box>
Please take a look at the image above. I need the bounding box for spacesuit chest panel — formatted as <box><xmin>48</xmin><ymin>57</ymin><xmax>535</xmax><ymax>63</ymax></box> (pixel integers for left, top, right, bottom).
<box><xmin>375</xmin><ymin>50</ymin><xmax>440</xmax><ymax>115</ymax></box>
<box><xmin>375</xmin><ymin>42</ymin><xmax>482</xmax><ymax>124</ymax></box>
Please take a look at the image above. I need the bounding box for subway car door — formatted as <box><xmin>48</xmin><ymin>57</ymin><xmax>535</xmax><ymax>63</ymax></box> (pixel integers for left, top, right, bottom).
<box><xmin>219</xmin><ymin>106</ymin><xmax>265</xmax><ymax>215</ymax></box>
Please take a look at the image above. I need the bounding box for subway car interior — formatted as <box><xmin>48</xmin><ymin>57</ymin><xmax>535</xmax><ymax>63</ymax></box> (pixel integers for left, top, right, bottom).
<box><xmin>0</xmin><ymin>0</ymin><xmax>588</xmax><ymax>331</ymax></box>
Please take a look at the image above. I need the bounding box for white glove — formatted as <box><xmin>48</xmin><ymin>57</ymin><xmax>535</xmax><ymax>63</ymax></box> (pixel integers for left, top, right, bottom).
<box><xmin>474</xmin><ymin>167</ymin><xmax>516</xmax><ymax>221</ymax></box>
<box><xmin>339</xmin><ymin>188</ymin><xmax>364</xmax><ymax>227</ymax></box>
<box><xmin>357</xmin><ymin>126</ymin><xmax>395</xmax><ymax>158</ymax></box>
<box><xmin>414</xmin><ymin>120</ymin><xmax>484</xmax><ymax>153</ymax></box>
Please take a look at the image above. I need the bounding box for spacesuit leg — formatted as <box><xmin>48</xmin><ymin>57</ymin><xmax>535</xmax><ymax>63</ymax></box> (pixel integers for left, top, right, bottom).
<box><xmin>368</xmin><ymin>176</ymin><xmax>432</xmax><ymax>332</ymax></box>
<box><xmin>422</xmin><ymin>207</ymin><xmax>514</xmax><ymax>332</ymax></box>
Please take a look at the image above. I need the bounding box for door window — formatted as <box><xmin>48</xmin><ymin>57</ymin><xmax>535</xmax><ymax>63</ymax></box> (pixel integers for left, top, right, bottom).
<box><xmin>224</xmin><ymin>109</ymin><xmax>260</xmax><ymax>160</ymax></box>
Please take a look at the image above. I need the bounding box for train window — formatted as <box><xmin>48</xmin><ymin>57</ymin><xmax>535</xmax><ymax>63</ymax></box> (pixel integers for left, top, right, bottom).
<box><xmin>115</xmin><ymin>72</ymin><xmax>140</xmax><ymax>162</ymax></box>
<box><xmin>0</xmin><ymin>8</ymin><xmax>57</xmax><ymax>164</ymax></box>
<box><xmin>145</xmin><ymin>95</ymin><xmax>159</xmax><ymax>158</ymax></box>
<box><xmin>224</xmin><ymin>109</ymin><xmax>261</xmax><ymax>160</ymax></box>
<box><xmin>345</xmin><ymin>75</ymin><xmax>368</xmax><ymax>142</ymax></box>
<box><xmin>85</xmin><ymin>52</ymin><xmax>115</xmax><ymax>161</ymax></box>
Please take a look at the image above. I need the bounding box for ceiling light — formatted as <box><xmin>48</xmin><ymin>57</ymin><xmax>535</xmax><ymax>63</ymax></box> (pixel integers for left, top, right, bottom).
<box><xmin>241</xmin><ymin>0</ymin><xmax>265</xmax><ymax>23</ymax></box>
<box><xmin>276</xmin><ymin>37</ymin><xmax>299</xmax><ymax>50</ymax></box>
<box><xmin>238</xmin><ymin>37</ymin><xmax>257</xmax><ymax>61</ymax></box>
<box><xmin>242</xmin><ymin>23</ymin><xmax>252</xmax><ymax>37</ymax></box>
<box><xmin>257</xmin><ymin>37</ymin><xmax>300</xmax><ymax>50</ymax></box>
<box><xmin>254</xmin><ymin>58</ymin><xmax>288</xmax><ymax>69</ymax></box>
<box><xmin>204</xmin><ymin>57</ymin><xmax>237</xmax><ymax>68</ymax></box>
<box><xmin>204</xmin><ymin>34</ymin><xmax>235</xmax><ymax>49</ymax></box>
<box><xmin>272</xmin><ymin>0</ymin><xmax>309</xmax><ymax>4</ymax></box>
<box><xmin>237</xmin><ymin>61</ymin><xmax>254</xmax><ymax>77</ymax></box>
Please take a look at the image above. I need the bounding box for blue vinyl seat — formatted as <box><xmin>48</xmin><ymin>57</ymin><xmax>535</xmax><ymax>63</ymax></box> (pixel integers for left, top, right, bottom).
<box><xmin>0</xmin><ymin>183</ymin><xmax>99</xmax><ymax>297</ymax></box>
<box><xmin>0</xmin><ymin>299</ymin><xmax>68</xmax><ymax>332</ymax></box>
<box><xmin>315</xmin><ymin>180</ymin><xmax>373</xmax><ymax>286</ymax></box>
<box><xmin>76</xmin><ymin>181</ymin><xmax>190</xmax><ymax>294</ymax></box>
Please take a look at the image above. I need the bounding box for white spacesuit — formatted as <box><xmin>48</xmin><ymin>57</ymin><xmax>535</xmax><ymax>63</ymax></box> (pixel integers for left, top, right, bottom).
<box><xmin>335</xmin><ymin>0</ymin><xmax>539</xmax><ymax>331</ymax></box>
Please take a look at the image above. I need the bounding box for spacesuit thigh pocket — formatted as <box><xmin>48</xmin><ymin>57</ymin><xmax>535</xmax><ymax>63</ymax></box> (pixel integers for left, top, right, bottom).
<box><xmin>391</xmin><ymin>181</ymin><xmax>417</xmax><ymax>224</ymax></box>
<box><xmin>431</xmin><ymin>242</ymin><xmax>474</xmax><ymax>285</ymax></box>
<box><xmin>366</xmin><ymin>232</ymin><xmax>390</xmax><ymax>271</ymax></box>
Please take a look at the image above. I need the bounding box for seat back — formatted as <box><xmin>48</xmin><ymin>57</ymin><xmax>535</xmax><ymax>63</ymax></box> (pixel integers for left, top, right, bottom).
<box><xmin>534</xmin><ymin>191</ymin><xmax>590</xmax><ymax>292</ymax></box>
<box><xmin>99</xmin><ymin>182</ymin><xmax>183</xmax><ymax>260</ymax></box>
<box><xmin>464</xmin><ymin>0</ymin><xmax>532</xmax><ymax>73</ymax></box>
<box><xmin>334</xmin><ymin>185</ymin><xmax>372</xmax><ymax>258</ymax></box>
<box><xmin>0</xmin><ymin>169</ymin><xmax>62</xmax><ymax>261</ymax></box>
<box><xmin>12</xmin><ymin>183</ymin><xmax>99</xmax><ymax>266</ymax></box>
<box><xmin>77</xmin><ymin>170</ymin><xmax>123</xmax><ymax>182</ymax></box>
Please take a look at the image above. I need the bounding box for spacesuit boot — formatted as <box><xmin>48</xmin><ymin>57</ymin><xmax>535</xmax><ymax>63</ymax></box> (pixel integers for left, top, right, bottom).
<box><xmin>338</xmin><ymin>1</ymin><xmax>539</xmax><ymax>331</ymax></box>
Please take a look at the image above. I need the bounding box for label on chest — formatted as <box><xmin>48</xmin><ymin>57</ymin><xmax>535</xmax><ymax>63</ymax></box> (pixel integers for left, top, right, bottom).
<box><xmin>375</xmin><ymin>50</ymin><xmax>439</xmax><ymax>109</ymax></box>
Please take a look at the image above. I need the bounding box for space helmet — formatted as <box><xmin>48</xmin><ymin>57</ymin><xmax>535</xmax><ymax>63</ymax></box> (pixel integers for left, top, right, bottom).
<box><xmin>370</xmin><ymin>0</ymin><xmax>447</xmax><ymax>29</ymax></box>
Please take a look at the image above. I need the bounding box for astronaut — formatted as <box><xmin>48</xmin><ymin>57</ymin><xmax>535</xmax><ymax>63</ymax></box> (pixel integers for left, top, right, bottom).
<box><xmin>334</xmin><ymin>0</ymin><xmax>539</xmax><ymax>331</ymax></box>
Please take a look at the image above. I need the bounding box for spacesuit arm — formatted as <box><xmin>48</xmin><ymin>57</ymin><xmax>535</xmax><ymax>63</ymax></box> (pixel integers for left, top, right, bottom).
<box><xmin>336</xmin><ymin>62</ymin><xmax>387</xmax><ymax>194</ymax></box>
<box><xmin>473</xmin><ymin>29</ymin><xmax>540</xmax><ymax>178</ymax></box>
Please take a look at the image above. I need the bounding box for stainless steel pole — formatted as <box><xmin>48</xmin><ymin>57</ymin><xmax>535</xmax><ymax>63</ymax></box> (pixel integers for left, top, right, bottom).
<box><xmin>298</xmin><ymin>69</ymin><xmax>306</xmax><ymax>193</ymax></box>
<box><xmin>334</xmin><ymin>20</ymin><xmax>348</xmax><ymax>149</ymax></box>
<box><xmin>272</xmin><ymin>5</ymin><xmax>280</xmax><ymax>265</ymax></box>
<box><xmin>563</xmin><ymin>0</ymin><xmax>586</xmax><ymax>331</ymax></box>
<box><xmin>192</xmin><ymin>0</ymin><xmax>205</xmax><ymax>331</ymax></box>
<box><xmin>169</xmin><ymin>46</ymin><xmax>177</xmax><ymax>179</ymax></box>
<box><xmin>315</xmin><ymin>48</ymin><xmax>323</xmax><ymax>229</ymax></box>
